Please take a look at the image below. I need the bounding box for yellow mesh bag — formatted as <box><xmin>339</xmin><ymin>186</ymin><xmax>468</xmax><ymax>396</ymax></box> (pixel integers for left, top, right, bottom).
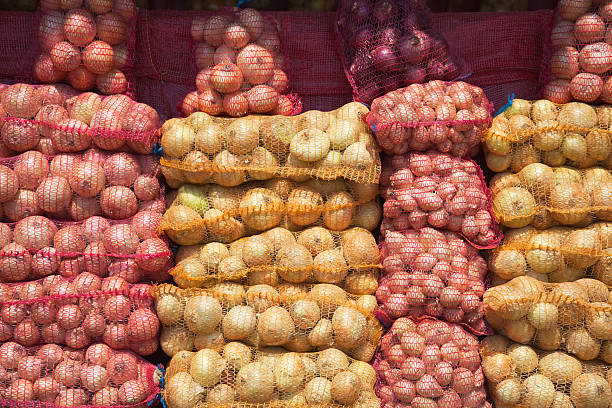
<box><xmin>483</xmin><ymin>100</ymin><xmax>612</xmax><ymax>172</ymax></box>
<box><xmin>170</xmin><ymin>226</ymin><xmax>381</xmax><ymax>295</ymax></box>
<box><xmin>480</xmin><ymin>334</ymin><xmax>612</xmax><ymax>408</ymax></box>
<box><xmin>152</xmin><ymin>283</ymin><xmax>381</xmax><ymax>362</ymax></box>
<box><xmin>159</xmin><ymin>102</ymin><xmax>381</xmax><ymax>186</ymax></box>
<box><xmin>161</xmin><ymin>345</ymin><xmax>379</xmax><ymax>408</ymax></box>
<box><xmin>488</xmin><ymin>222</ymin><xmax>612</xmax><ymax>284</ymax></box>
<box><xmin>490</xmin><ymin>165</ymin><xmax>612</xmax><ymax>229</ymax></box>
<box><xmin>484</xmin><ymin>276</ymin><xmax>612</xmax><ymax>363</ymax></box>
<box><xmin>159</xmin><ymin>178</ymin><xmax>380</xmax><ymax>246</ymax></box>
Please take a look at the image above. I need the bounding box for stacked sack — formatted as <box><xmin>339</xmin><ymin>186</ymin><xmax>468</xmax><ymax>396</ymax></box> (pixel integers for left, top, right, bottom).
<box><xmin>481</xmin><ymin>97</ymin><xmax>612</xmax><ymax>407</ymax></box>
<box><xmin>0</xmin><ymin>82</ymin><xmax>166</xmax><ymax>406</ymax></box>
<box><xmin>368</xmin><ymin>80</ymin><xmax>495</xmax><ymax>408</ymax></box>
<box><xmin>156</xmin><ymin>100</ymin><xmax>385</xmax><ymax>407</ymax></box>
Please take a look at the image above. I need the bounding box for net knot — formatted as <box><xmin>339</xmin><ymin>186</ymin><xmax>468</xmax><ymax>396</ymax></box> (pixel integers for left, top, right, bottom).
<box><xmin>495</xmin><ymin>93</ymin><xmax>515</xmax><ymax>117</ymax></box>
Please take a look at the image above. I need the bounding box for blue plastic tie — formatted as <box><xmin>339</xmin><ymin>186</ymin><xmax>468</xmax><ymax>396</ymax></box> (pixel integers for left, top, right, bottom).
<box><xmin>372</xmin><ymin>123</ymin><xmax>377</xmax><ymax>133</ymax></box>
<box><xmin>155</xmin><ymin>364</ymin><xmax>167</xmax><ymax>408</ymax></box>
<box><xmin>236</xmin><ymin>0</ymin><xmax>251</xmax><ymax>6</ymax></box>
<box><xmin>358</xmin><ymin>101</ymin><xmax>371</xmax><ymax>110</ymax></box>
<box><xmin>495</xmin><ymin>93</ymin><xmax>515</xmax><ymax>117</ymax></box>
<box><xmin>169</xmin><ymin>245</ymin><xmax>179</xmax><ymax>254</ymax></box>
<box><xmin>152</xmin><ymin>142</ymin><xmax>163</xmax><ymax>157</ymax></box>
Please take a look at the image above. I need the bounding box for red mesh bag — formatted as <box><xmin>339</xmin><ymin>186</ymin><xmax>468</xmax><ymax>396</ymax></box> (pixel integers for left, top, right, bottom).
<box><xmin>0</xmin><ymin>342</ymin><xmax>161</xmax><ymax>407</ymax></box>
<box><xmin>0</xmin><ymin>83</ymin><xmax>161</xmax><ymax>156</ymax></box>
<box><xmin>335</xmin><ymin>0</ymin><xmax>468</xmax><ymax>104</ymax></box>
<box><xmin>0</xmin><ymin>275</ymin><xmax>160</xmax><ymax>355</ymax></box>
<box><xmin>374</xmin><ymin>317</ymin><xmax>489</xmax><ymax>408</ymax></box>
<box><xmin>377</xmin><ymin>228</ymin><xmax>488</xmax><ymax>334</ymax></box>
<box><xmin>36</xmin><ymin>0</ymin><xmax>137</xmax><ymax>95</ymax></box>
<box><xmin>366</xmin><ymin>81</ymin><xmax>493</xmax><ymax>156</ymax></box>
<box><xmin>181</xmin><ymin>7</ymin><xmax>301</xmax><ymax>118</ymax></box>
<box><xmin>380</xmin><ymin>151</ymin><xmax>502</xmax><ymax>248</ymax></box>
<box><xmin>0</xmin><ymin>213</ymin><xmax>172</xmax><ymax>283</ymax></box>
<box><xmin>0</xmin><ymin>148</ymin><xmax>164</xmax><ymax>222</ymax></box>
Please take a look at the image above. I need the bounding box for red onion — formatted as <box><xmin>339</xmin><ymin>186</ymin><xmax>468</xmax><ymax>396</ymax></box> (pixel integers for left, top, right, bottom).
<box><xmin>379</xmin><ymin>27</ymin><xmax>401</xmax><ymax>47</ymax></box>
<box><xmin>403</xmin><ymin>66</ymin><xmax>427</xmax><ymax>85</ymax></box>
<box><xmin>398</xmin><ymin>30</ymin><xmax>432</xmax><ymax>65</ymax></box>
<box><xmin>350</xmin><ymin>52</ymin><xmax>374</xmax><ymax>86</ymax></box>
<box><xmin>353</xmin><ymin>27</ymin><xmax>375</xmax><ymax>51</ymax></box>
<box><xmin>371</xmin><ymin>45</ymin><xmax>401</xmax><ymax>72</ymax></box>
<box><xmin>373</xmin><ymin>0</ymin><xmax>398</xmax><ymax>26</ymax></box>
<box><xmin>350</xmin><ymin>0</ymin><xmax>371</xmax><ymax>25</ymax></box>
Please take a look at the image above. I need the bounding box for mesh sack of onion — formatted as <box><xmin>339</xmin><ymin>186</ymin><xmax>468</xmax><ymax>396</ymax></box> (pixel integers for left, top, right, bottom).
<box><xmin>484</xmin><ymin>99</ymin><xmax>612</xmax><ymax>173</ymax></box>
<box><xmin>488</xmin><ymin>221</ymin><xmax>612</xmax><ymax>285</ymax></box>
<box><xmin>481</xmin><ymin>334</ymin><xmax>612</xmax><ymax>408</ymax></box>
<box><xmin>490</xmin><ymin>165</ymin><xmax>612</xmax><ymax>230</ymax></box>
<box><xmin>36</xmin><ymin>0</ymin><xmax>137</xmax><ymax>95</ymax></box>
<box><xmin>366</xmin><ymin>81</ymin><xmax>492</xmax><ymax>157</ymax></box>
<box><xmin>0</xmin><ymin>341</ymin><xmax>161</xmax><ymax>408</ymax></box>
<box><xmin>161</xmin><ymin>345</ymin><xmax>378</xmax><ymax>408</ymax></box>
<box><xmin>484</xmin><ymin>275</ymin><xmax>612</xmax><ymax>364</ymax></box>
<box><xmin>374</xmin><ymin>317</ymin><xmax>489</xmax><ymax>408</ymax></box>
<box><xmin>169</xmin><ymin>225</ymin><xmax>380</xmax><ymax>296</ymax></box>
<box><xmin>376</xmin><ymin>228</ymin><xmax>488</xmax><ymax>334</ymax></box>
<box><xmin>0</xmin><ymin>148</ymin><xmax>164</xmax><ymax>222</ymax></box>
<box><xmin>0</xmin><ymin>83</ymin><xmax>161</xmax><ymax>156</ymax></box>
<box><xmin>160</xmin><ymin>102</ymin><xmax>380</xmax><ymax>187</ymax></box>
<box><xmin>541</xmin><ymin>0</ymin><xmax>612</xmax><ymax>104</ymax></box>
<box><xmin>160</xmin><ymin>178</ymin><xmax>380</xmax><ymax>246</ymax></box>
<box><xmin>181</xmin><ymin>7</ymin><xmax>301</xmax><ymax>118</ymax></box>
<box><xmin>334</xmin><ymin>0</ymin><xmax>468</xmax><ymax>104</ymax></box>
<box><xmin>0</xmin><ymin>275</ymin><xmax>160</xmax><ymax>356</ymax></box>
<box><xmin>152</xmin><ymin>282</ymin><xmax>381</xmax><ymax>362</ymax></box>
<box><xmin>380</xmin><ymin>151</ymin><xmax>501</xmax><ymax>248</ymax></box>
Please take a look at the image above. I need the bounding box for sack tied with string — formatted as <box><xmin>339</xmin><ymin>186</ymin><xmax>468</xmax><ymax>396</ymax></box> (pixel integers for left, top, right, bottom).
<box><xmin>366</xmin><ymin>81</ymin><xmax>492</xmax><ymax>156</ymax></box>
<box><xmin>161</xmin><ymin>178</ymin><xmax>380</xmax><ymax>246</ymax></box>
<box><xmin>377</xmin><ymin>228</ymin><xmax>487</xmax><ymax>333</ymax></box>
<box><xmin>484</xmin><ymin>276</ymin><xmax>612</xmax><ymax>364</ymax></box>
<box><xmin>37</xmin><ymin>0</ymin><xmax>137</xmax><ymax>94</ymax></box>
<box><xmin>0</xmin><ymin>83</ymin><xmax>161</xmax><ymax>156</ymax></box>
<box><xmin>170</xmin><ymin>225</ymin><xmax>381</xmax><ymax>296</ymax></box>
<box><xmin>0</xmin><ymin>274</ymin><xmax>160</xmax><ymax>356</ymax></box>
<box><xmin>160</xmin><ymin>102</ymin><xmax>380</xmax><ymax>187</ymax></box>
<box><xmin>153</xmin><ymin>282</ymin><xmax>381</xmax><ymax>362</ymax></box>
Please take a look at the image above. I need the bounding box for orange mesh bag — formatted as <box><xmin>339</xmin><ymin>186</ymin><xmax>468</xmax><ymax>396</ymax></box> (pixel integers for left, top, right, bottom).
<box><xmin>159</xmin><ymin>102</ymin><xmax>380</xmax><ymax>187</ymax></box>
<box><xmin>365</xmin><ymin>81</ymin><xmax>492</xmax><ymax>157</ymax></box>
<box><xmin>379</xmin><ymin>151</ymin><xmax>501</xmax><ymax>248</ymax></box>
<box><xmin>152</xmin><ymin>283</ymin><xmax>381</xmax><ymax>362</ymax></box>
<box><xmin>377</xmin><ymin>228</ymin><xmax>487</xmax><ymax>333</ymax></box>
<box><xmin>488</xmin><ymin>222</ymin><xmax>612</xmax><ymax>285</ymax></box>
<box><xmin>0</xmin><ymin>213</ymin><xmax>172</xmax><ymax>283</ymax></box>
<box><xmin>169</xmin><ymin>226</ymin><xmax>381</xmax><ymax>296</ymax></box>
<box><xmin>0</xmin><ymin>275</ymin><xmax>160</xmax><ymax>356</ymax></box>
<box><xmin>183</xmin><ymin>8</ymin><xmax>301</xmax><ymax>117</ymax></box>
<box><xmin>480</xmin><ymin>334</ymin><xmax>612</xmax><ymax>408</ymax></box>
<box><xmin>483</xmin><ymin>100</ymin><xmax>612</xmax><ymax>173</ymax></box>
<box><xmin>0</xmin><ymin>342</ymin><xmax>162</xmax><ymax>407</ymax></box>
<box><xmin>160</xmin><ymin>178</ymin><xmax>380</xmax><ymax>246</ymax></box>
<box><xmin>542</xmin><ymin>1</ymin><xmax>612</xmax><ymax>103</ymax></box>
<box><xmin>484</xmin><ymin>276</ymin><xmax>612</xmax><ymax>364</ymax></box>
<box><xmin>36</xmin><ymin>0</ymin><xmax>137</xmax><ymax>94</ymax></box>
<box><xmin>490</xmin><ymin>165</ymin><xmax>612</xmax><ymax>230</ymax></box>
<box><xmin>0</xmin><ymin>148</ymin><xmax>164</xmax><ymax>222</ymax></box>
<box><xmin>374</xmin><ymin>317</ymin><xmax>488</xmax><ymax>408</ymax></box>
<box><xmin>0</xmin><ymin>83</ymin><xmax>161</xmax><ymax>155</ymax></box>
<box><xmin>161</xmin><ymin>345</ymin><xmax>379</xmax><ymax>408</ymax></box>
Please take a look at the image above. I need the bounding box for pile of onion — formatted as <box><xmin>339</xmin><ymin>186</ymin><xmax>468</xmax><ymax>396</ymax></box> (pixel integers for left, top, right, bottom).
<box><xmin>375</xmin><ymin>317</ymin><xmax>488</xmax><ymax>408</ymax></box>
<box><xmin>154</xmin><ymin>282</ymin><xmax>380</xmax><ymax>362</ymax></box>
<box><xmin>0</xmin><ymin>83</ymin><xmax>161</xmax><ymax>155</ymax></box>
<box><xmin>0</xmin><ymin>148</ymin><xmax>164</xmax><ymax>221</ymax></box>
<box><xmin>0</xmin><ymin>275</ymin><xmax>160</xmax><ymax>355</ymax></box>
<box><xmin>0</xmin><ymin>342</ymin><xmax>160</xmax><ymax>405</ymax></box>
<box><xmin>185</xmin><ymin>8</ymin><xmax>294</xmax><ymax>117</ymax></box>
<box><xmin>160</xmin><ymin>178</ymin><xmax>380</xmax><ymax>245</ymax></box>
<box><xmin>380</xmin><ymin>151</ymin><xmax>500</xmax><ymax>247</ymax></box>
<box><xmin>484</xmin><ymin>276</ymin><xmax>612</xmax><ymax>363</ymax></box>
<box><xmin>377</xmin><ymin>228</ymin><xmax>487</xmax><ymax>332</ymax></box>
<box><xmin>160</xmin><ymin>102</ymin><xmax>379</xmax><ymax>188</ymax></box>
<box><xmin>544</xmin><ymin>0</ymin><xmax>612</xmax><ymax>103</ymax></box>
<box><xmin>36</xmin><ymin>0</ymin><xmax>136</xmax><ymax>94</ymax></box>
<box><xmin>170</xmin><ymin>225</ymin><xmax>380</xmax><ymax>296</ymax></box>
<box><xmin>367</xmin><ymin>81</ymin><xmax>492</xmax><ymax>156</ymax></box>
<box><xmin>484</xmin><ymin>99</ymin><xmax>612</xmax><ymax>172</ymax></box>
<box><xmin>481</xmin><ymin>334</ymin><xmax>612</xmax><ymax>408</ymax></box>
<box><xmin>163</xmin><ymin>345</ymin><xmax>378</xmax><ymax>408</ymax></box>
